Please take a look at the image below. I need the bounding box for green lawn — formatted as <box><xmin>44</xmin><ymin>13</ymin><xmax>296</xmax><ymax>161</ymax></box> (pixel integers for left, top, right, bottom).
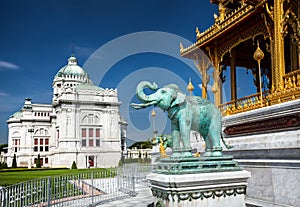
<box><xmin>0</xmin><ymin>168</ymin><xmax>111</xmax><ymax>187</ymax></box>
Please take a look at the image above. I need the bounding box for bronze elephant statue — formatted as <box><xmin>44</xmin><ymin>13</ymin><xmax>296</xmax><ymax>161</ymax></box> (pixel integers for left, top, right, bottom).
<box><xmin>131</xmin><ymin>81</ymin><xmax>232</xmax><ymax>157</ymax></box>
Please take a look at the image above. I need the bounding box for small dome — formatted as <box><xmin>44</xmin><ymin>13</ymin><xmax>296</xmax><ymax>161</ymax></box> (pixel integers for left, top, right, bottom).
<box><xmin>55</xmin><ymin>55</ymin><xmax>89</xmax><ymax>78</ymax></box>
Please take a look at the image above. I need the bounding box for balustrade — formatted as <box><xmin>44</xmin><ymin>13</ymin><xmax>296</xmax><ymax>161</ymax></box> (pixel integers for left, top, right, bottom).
<box><xmin>283</xmin><ymin>69</ymin><xmax>300</xmax><ymax>89</ymax></box>
<box><xmin>219</xmin><ymin>91</ymin><xmax>270</xmax><ymax>116</ymax></box>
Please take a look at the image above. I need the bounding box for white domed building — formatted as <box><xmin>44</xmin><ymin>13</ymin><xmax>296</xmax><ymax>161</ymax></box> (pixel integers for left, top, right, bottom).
<box><xmin>6</xmin><ymin>55</ymin><xmax>127</xmax><ymax>168</ymax></box>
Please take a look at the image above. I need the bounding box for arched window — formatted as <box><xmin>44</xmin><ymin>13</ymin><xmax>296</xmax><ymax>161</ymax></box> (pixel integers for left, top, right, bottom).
<box><xmin>11</xmin><ymin>132</ymin><xmax>21</xmax><ymax>152</ymax></box>
<box><xmin>33</xmin><ymin>128</ymin><xmax>50</xmax><ymax>152</ymax></box>
<box><xmin>81</xmin><ymin>114</ymin><xmax>101</xmax><ymax>148</ymax></box>
<box><xmin>81</xmin><ymin>114</ymin><xmax>101</xmax><ymax>125</ymax></box>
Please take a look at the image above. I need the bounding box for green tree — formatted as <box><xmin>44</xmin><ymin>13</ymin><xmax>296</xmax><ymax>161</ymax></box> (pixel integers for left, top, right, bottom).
<box><xmin>71</xmin><ymin>161</ymin><xmax>77</xmax><ymax>169</ymax></box>
<box><xmin>12</xmin><ymin>154</ymin><xmax>17</xmax><ymax>168</ymax></box>
<box><xmin>142</xmin><ymin>141</ymin><xmax>153</xmax><ymax>149</ymax></box>
<box><xmin>36</xmin><ymin>154</ymin><xmax>41</xmax><ymax>168</ymax></box>
<box><xmin>129</xmin><ymin>141</ymin><xmax>153</xmax><ymax>149</ymax></box>
<box><xmin>0</xmin><ymin>144</ymin><xmax>8</xmax><ymax>152</ymax></box>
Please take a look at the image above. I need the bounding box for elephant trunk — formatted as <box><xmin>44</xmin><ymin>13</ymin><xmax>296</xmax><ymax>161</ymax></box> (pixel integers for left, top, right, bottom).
<box><xmin>136</xmin><ymin>81</ymin><xmax>158</xmax><ymax>103</ymax></box>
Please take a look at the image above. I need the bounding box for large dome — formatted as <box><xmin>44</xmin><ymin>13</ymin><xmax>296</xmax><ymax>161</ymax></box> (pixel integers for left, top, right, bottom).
<box><xmin>55</xmin><ymin>55</ymin><xmax>89</xmax><ymax>79</ymax></box>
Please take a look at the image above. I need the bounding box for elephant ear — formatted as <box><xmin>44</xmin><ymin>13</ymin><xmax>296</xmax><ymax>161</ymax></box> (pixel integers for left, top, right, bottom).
<box><xmin>170</xmin><ymin>92</ymin><xmax>186</xmax><ymax>107</ymax></box>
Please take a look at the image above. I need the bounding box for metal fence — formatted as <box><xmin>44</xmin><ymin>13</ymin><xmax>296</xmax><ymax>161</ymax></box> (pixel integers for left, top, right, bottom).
<box><xmin>0</xmin><ymin>164</ymin><xmax>152</xmax><ymax>207</ymax></box>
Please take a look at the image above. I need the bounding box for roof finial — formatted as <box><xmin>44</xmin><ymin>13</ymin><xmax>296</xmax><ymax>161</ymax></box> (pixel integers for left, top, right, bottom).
<box><xmin>68</xmin><ymin>55</ymin><xmax>77</xmax><ymax>65</ymax></box>
<box><xmin>187</xmin><ymin>78</ymin><xmax>194</xmax><ymax>96</ymax></box>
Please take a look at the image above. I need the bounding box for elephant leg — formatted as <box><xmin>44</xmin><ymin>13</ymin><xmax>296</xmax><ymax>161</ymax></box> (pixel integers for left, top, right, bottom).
<box><xmin>171</xmin><ymin>120</ymin><xmax>181</xmax><ymax>157</ymax></box>
<box><xmin>203</xmin><ymin>134</ymin><xmax>213</xmax><ymax>157</ymax></box>
<box><xmin>179</xmin><ymin>119</ymin><xmax>192</xmax><ymax>157</ymax></box>
<box><xmin>208</xmin><ymin>130</ymin><xmax>222</xmax><ymax>157</ymax></box>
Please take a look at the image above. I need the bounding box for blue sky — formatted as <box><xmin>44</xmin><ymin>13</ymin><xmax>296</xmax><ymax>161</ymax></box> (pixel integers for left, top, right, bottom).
<box><xmin>0</xmin><ymin>0</ymin><xmax>256</xmax><ymax>144</ymax></box>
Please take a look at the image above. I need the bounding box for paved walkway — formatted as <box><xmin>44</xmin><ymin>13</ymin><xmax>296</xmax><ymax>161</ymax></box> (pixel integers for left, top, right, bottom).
<box><xmin>95</xmin><ymin>182</ymin><xmax>155</xmax><ymax>207</ymax></box>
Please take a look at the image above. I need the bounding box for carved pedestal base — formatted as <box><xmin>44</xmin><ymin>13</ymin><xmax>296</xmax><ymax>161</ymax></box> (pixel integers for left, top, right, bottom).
<box><xmin>153</xmin><ymin>156</ymin><xmax>241</xmax><ymax>174</ymax></box>
<box><xmin>148</xmin><ymin>170</ymin><xmax>251</xmax><ymax>207</ymax></box>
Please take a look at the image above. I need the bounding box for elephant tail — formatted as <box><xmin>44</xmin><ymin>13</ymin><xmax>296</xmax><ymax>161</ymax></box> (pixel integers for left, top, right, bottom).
<box><xmin>221</xmin><ymin>133</ymin><xmax>233</xmax><ymax>149</ymax></box>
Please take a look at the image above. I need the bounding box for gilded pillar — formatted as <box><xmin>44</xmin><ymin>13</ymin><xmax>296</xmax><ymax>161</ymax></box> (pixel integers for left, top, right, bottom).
<box><xmin>212</xmin><ymin>65</ymin><xmax>222</xmax><ymax>106</ymax></box>
<box><xmin>202</xmin><ymin>80</ymin><xmax>208</xmax><ymax>99</ymax></box>
<box><xmin>218</xmin><ymin>67</ymin><xmax>223</xmax><ymax>105</ymax></box>
<box><xmin>230</xmin><ymin>48</ymin><xmax>237</xmax><ymax>101</ymax></box>
<box><xmin>273</xmin><ymin>0</ymin><xmax>285</xmax><ymax>92</ymax></box>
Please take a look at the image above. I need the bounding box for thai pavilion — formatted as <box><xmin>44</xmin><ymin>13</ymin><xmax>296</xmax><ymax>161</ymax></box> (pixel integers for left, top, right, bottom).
<box><xmin>180</xmin><ymin>0</ymin><xmax>299</xmax><ymax>206</ymax></box>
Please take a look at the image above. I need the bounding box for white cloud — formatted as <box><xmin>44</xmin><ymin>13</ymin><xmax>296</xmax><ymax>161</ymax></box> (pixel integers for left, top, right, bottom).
<box><xmin>0</xmin><ymin>92</ymin><xmax>8</xmax><ymax>96</ymax></box>
<box><xmin>0</xmin><ymin>60</ymin><xmax>20</xmax><ymax>70</ymax></box>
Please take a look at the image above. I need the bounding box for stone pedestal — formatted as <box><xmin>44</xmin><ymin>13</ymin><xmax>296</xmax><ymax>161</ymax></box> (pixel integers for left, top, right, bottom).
<box><xmin>148</xmin><ymin>170</ymin><xmax>251</xmax><ymax>207</ymax></box>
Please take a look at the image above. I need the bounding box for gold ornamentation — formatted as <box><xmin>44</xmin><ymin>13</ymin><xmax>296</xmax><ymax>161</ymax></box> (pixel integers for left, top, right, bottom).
<box><xmin>217</xmin><ymin>22</ymin><xmax>268</xmax><ymax>64</ymax></box>
<box><xmin>253</xmin><ymin>41</ymin><xmax>265</xmax><ymax>107</ymax></box>
<box><xmin>219</xmin><ymin>92</ymin><xmax>270</xmax><ymax>116</ymax></box>
<box><xmin>151</xmin><ymin>108</ymin><xmax>156</xmax><ymax>117</ymax></box>
<box><xmin>253</xmin><ymin>41</ymin><xmax>265</xmax><ymax>62</ymax></box>
<box><xmin>196</xmin><ymin>27</ymin><xmax>201</xmax><ymax>38</ymax></box>
<box><xmin>179</xmin><ymin>42</ymin><xmax>183</xmax><ymax>52</ymax></box>
<box><xmin>272</xmin><ymin>0</ymin><xmax>285</xmax><ymax>93</ymax></box>
<box><xmin>196</xmin><ymin>3</ymin><xmax>253</xmax><ymax>45</ymax></box>
<box><xmin>187</xmin><ymin>78</ymin><xmax>194</xmax><ymax>95</ymax></box>
<box><xmin>182</xmin><ymin>0</ymin><xmax>299</xmax><ymax>116</ymax></box>
<box><xmin>192</xmin><ymin>53</ymin><xmax>211</xmax><ymax>99</ymax></box>
<box><xmin>268</xmin><ymin>69</ymin><xmax>300</xmax><ymax>105</ymax></box>
<box><xmin>159</xmin><ymin>138</ymin><xmax>167</xmax><ymax>158</ymax></box>
<box><xmin>265</xmin><ymin>2</ymin><xmax>274</xmax><ymax>20</ymax></box>
<box><xmin>218</xmin><ymin>3</ymin><xmax>225</xmax><ymax>22</ymax></box>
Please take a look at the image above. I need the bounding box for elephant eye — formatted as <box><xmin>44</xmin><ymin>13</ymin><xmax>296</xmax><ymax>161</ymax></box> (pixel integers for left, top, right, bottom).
<box><xmin>161</xmin><ymin>90</ymin><xmax>166</xmax><ymax>94</ymax></box>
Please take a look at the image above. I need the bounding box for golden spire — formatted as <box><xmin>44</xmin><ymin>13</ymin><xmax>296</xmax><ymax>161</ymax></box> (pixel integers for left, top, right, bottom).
<box><xmin>151</xmin><ymin>108</ymin><xmax>156</xmax><ymax>117</ymax></box>
<box><xmin>151</xmin><ymin>108</ymin><xmax>157</xmax><ymax>137</ymax></box>
<box><xmin>253</xmin><ymin>41</ymin><xmax>264</xmax><ymax>62</ymax></box>
<box><xmin>253</xmin><ymin>41</ymin><xmax>265</xmax><ymax>108</ymax></box>
<box><xmin>187</xmin><ymin>78</ymin><xmax>194</xmax><ymax>96</ymax></box>
<box><xmin>196</xmin><ymin>27</ymin><xmax>201</xmax><ymax>38</ymax></box>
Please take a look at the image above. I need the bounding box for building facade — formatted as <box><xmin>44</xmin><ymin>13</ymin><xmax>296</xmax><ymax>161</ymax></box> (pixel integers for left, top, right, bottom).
<box><xmin>6</xmin><ymin>55</ymin><xmax>127</xmax><ymax>169</ymax></box>
<box><xmin>127</xmin><ymin>148</ymin><xmax>152</xmax><ymax>159</ymax></box>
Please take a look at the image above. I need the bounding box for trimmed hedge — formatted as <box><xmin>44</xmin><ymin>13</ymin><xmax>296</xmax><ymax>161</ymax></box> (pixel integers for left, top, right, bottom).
<box><xmin>71</xmin><ymin>161</ymin><xmax>77</xmax><ymax>169</ymax></box>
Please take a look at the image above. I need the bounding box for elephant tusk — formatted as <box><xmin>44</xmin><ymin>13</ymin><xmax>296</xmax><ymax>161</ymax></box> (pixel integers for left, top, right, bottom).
<box><xmin>130</xmin><ymin>103</ymin><xmax>145</xmax><ymax>109</ymax></box>
<box><xmin>130</xmin><ymin>100</ymin><xmax>158</xmax><ymax>109</ymax></box>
